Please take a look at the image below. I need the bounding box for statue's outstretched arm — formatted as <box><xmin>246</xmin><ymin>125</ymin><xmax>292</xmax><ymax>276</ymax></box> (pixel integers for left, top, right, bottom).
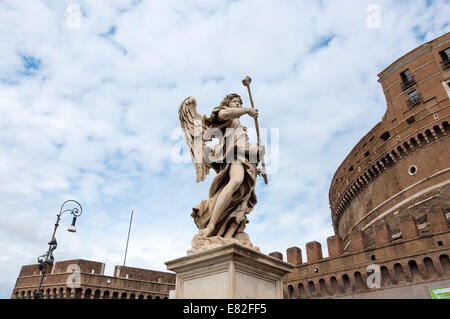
<box><xmin>218</xmin><ymin>107</ymin><xmax>258</xmax><ymax>121</ymax></box>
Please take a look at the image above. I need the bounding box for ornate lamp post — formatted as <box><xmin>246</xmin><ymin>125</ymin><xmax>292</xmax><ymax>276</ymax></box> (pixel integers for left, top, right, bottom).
<box><xmin>33</xmin><ymin>200</ymin><xmax>83</xmax><ymax>299</ymax></box>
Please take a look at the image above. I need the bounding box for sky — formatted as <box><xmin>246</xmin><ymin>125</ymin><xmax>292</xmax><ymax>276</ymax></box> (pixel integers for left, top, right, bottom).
<box><xmin>0</xmin><ymin>0</ymin><xmax>449</xmax><ymax>298</ymax></box>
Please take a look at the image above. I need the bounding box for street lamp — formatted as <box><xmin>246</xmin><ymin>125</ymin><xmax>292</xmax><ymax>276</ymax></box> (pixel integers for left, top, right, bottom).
<box><xmin>33</xmin><ymin>200</ymin><xmax>83</xmax><ymax>299</ymax></box>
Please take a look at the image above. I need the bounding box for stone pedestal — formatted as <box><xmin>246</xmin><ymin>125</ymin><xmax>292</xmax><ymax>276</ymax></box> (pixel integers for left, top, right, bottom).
<box><xmin>165</xmin><ymin>243</ymin><xmax>294</xmax><ymax>299</ymax></box>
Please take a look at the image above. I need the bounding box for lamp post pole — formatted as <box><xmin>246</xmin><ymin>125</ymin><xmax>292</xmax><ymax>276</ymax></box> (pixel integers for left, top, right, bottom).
<box><xmin>33</xmin><ymin>200</ymin><xmax>83</xmax><ymax>299</ymax></box>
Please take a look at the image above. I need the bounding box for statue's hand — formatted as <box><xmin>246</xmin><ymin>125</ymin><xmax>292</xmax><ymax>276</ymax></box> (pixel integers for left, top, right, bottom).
<box><xmin>247</xmin><ymin>108</ymin><xmax>258</xmax><ymax>119</ymax></box>
<box><xmin>258</xmin><ymin>144</ymin><xmax>265</xmax><ymax>156</ymax></box>
<box><xmin>257</xmin><ymin>167</ymin><xmax>266</xmax><ymax>176</ymax></box>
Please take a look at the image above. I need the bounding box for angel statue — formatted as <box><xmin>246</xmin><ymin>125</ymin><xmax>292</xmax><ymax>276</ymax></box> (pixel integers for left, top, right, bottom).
<box><xmin>179</xmin><ymin>92</ymin><xmax>266</xmax><ymax>254</ymax></box>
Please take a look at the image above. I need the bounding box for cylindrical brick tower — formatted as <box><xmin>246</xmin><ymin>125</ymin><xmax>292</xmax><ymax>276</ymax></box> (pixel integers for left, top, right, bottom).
<box><xmin>329</xmin><ymin>32</ymin><xmax>450</xmax><ymax>248</ymax></box>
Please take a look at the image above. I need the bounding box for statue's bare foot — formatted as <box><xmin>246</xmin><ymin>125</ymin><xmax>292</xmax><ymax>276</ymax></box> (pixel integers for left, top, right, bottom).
<box><xmin>198</xmin><ymin>225</ymin><xmax>214</xmax><ymax>237</ymax></box>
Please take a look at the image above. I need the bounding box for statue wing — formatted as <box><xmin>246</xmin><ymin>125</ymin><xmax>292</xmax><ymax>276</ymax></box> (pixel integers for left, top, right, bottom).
<box><xmin>178</xmin><ymin>97</ymin><xmax>211</xmax><ymax>182</ymax></box>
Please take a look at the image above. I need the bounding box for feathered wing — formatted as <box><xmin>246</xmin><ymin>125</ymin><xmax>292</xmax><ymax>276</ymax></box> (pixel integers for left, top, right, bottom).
<box><xmin>178</xmin><ymin>97</ymin><xmax>211</xmax><ymax>182</ymax></box>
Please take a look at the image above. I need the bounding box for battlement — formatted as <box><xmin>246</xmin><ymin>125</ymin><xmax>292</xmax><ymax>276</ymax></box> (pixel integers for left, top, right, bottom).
<box><xmin>114</xmin><ymin>265</ymin><xmax>175</xmax><ymax>283</ymax></box>
<box><xmin>270</xmin><ymin>208</ymin><xmax>450</xmax><ymax>298</ymax></box>
<box><xmin>12</xmin><ymin>259</ymin><xmax>175</xmax><ymax>299</ymax></box>
<box><xmin>18</xmin><ymin>259</ymin><xmax>105</xmax><ymax>277</ymax></box>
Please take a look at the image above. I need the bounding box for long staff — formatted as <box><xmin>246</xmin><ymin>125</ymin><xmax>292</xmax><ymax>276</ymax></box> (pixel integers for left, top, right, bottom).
<box><xmin>242</xmin><ymin>76</ymin><xmax>268</xmax><ymax>185</ymax></box>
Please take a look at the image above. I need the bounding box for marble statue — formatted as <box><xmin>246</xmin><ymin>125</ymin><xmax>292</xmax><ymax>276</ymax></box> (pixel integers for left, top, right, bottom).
<box><xmin>178</xmin><ymin>79</ymin><xmax>267</xmax><ymax>254</ymax></box>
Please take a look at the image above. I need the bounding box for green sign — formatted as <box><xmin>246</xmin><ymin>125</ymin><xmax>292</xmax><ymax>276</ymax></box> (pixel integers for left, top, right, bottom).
<box><xmin>429</xmin><ymin>287</ymin><xmax>450</xmax><ymax>299</ymax></box>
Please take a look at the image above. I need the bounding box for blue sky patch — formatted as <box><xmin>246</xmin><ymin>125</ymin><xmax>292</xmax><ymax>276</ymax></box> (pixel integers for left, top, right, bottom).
<box><xmin>309</xmin><ymin>34</ymin><xmax>336</xmax><ymax>53</ymax></box>
<box><xmin>19</xmin><ymin>55</ymin><xmax>41</xmax><ymax>76</ymax></box>
<box><xmin>100</xmin><ymin>25</ymin><xmax>117</xmax><ymax>38</ymax></box>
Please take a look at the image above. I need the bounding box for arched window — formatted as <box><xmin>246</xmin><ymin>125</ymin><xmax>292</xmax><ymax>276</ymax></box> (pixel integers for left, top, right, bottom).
<box><xmin>423</xmin><ymin>257</ymin><xmax>437</xmax><ymax>279</ymax></box>
<box><xmin>94</xmin><ymin>289</ymin><xmax>101</xmax><ymax>299</ymax></box>
<box><xmin>442</xmin><ymin>121</ymin><xmax>450</xmax><ymax>134</ymax></box>
<box><xmin>74</xmin><ymin>288</ymin><xmax>82</xmax><ymax>299</ymax></box>
<box><xmin>380</xmin><ymin>267</ymin><xmax>391</xmax><ymax>287</ymax></box>
<box><xmin>425</xmin><ymin>129</ymin><xmax>434</xmax><ymax>141</ymax></box>
<box><xmin>354</xmin><ymin>272</ymin><xmax>365</xmax><ymax>290</ymax></box>
<box><xmin>121</xmin><ymin>292</ymin><xmax>127</xmax><ymax>299</ymax></box>
<box><xmin>330</xmin><ymin>277</ymin><xmax>338</xmax><ymax>295</ymax></box>
<box><xmin>103</xmin><ymin>291</ymin><xmax>110</xmax><ymax>299</ymax></box>
<box><xmin>319</xmin><ymin>279</ymin><xmax>327</xmax><ymax>295</ymax></box>
<box><xmin>287</xmin><ymin>285</ymin><xmax>294</xmax><ymax>299</ymax></box>
<box><xmin>393</xmin><ymin>263</ymin><xmax>404</xmax><ymax>284</ymax></box>
<box><xmin>433</xmin><ymin>125</ymin><xmax>444</xmax><ymax>138</ymax></box>
<box><xmin>410</xmin><ymin>137</ymin><xmax>419</xmax><ymax>148</ymax></box>
<box><xmin>112</xmin><ymin>291</ymin><xmax>119</xmax><ymax>299</ymax></box>
<box><xmin>308</xmin><ymin>281</ymin><xmax>316</xmax><ymax>296</ymax></box>
<box><xmin>403</xmin><ymin>142</ymin><xmax>411</xmax><ymax>152</ymax></box>
<box><xmin>408</xmin><ymin>260</ymin><xmax>423</xmax><ymax>281</ymax></box>
<box><xmin>297</xmin><ymin>283</ymin><xmax>307</xmax><ymax>299</ymax></box>
<box><xmin>439</xmin><ymin>254</ymin><xmax>450</xmax><ymax>275</ymax></box>
<box><xmin>342</xmin><ymin>274</ymin><xmax>351</xmax><ymax>293</ymax></box>
<box><xmin>84</xmin><ymin>289</ymin><xmax>92</xmax><ymax>299</ymax></box>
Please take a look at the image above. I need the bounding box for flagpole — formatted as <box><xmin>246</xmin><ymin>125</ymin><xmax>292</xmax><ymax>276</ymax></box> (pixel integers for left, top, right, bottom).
<box><xmin>123</xmin><ymin>209</ymin><xmax>133</xmax><ymax>266</ymax></box>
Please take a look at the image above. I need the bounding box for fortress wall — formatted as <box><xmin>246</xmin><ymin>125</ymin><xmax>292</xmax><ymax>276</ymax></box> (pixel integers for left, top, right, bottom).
<box><xmin>329</xmin><ymin>32</ymin><xmax>450</xmax><ymax>240</ymax></box>
<box><xmin>274</xmin><ymin>208</ymin><xmax>450</xmax><ymax>299</ymax></box>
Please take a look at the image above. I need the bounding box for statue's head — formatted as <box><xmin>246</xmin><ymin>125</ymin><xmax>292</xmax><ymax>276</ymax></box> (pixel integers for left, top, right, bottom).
<box><xmin>220</xmin><ymin>93</ymin><xmax>242</xmax><ymax>108</ymax></box>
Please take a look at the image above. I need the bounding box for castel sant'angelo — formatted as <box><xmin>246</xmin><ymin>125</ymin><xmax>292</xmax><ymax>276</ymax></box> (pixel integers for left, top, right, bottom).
<box><xmin>11</xmin><ymin>33</ymin><xmax>450</xmax><ymax>299</ymax></box>
<box><xmin>269</xmin><ymin>32</ymin><xmax>450</xmax><ymax>299</ymax></box>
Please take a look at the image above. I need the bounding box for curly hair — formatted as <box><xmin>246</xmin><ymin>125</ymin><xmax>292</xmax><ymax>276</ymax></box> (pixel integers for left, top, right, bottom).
<box><xmin>220</xmin><ymin>93</ymin><xmax>242</xmax><ymax>107</ymax></box>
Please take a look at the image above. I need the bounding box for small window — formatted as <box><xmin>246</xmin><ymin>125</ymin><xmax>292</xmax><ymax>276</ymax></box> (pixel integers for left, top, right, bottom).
<box><xmin>407</xmin><ymin>90</ymin><xmax>422</xmax><ymax>107</ymax></box>
<box><xmin>408</xmin><ymin>165</ymin><xmax>417</xmax><ymax>176</ymax></box>
<box><xmin>441</xmin><ymin>48</ymin><xmax>450</xmax><ymax>60</ymax></box>
<box><xmin>437</xmin><ymin>241</ymin><xmax>443</xmax><ymax>247</ymax></box>
<box><xmin>364</xmin><ymin>151</ymin><xmax>370</xmax><ymax>157</ymax></box>
<box><xmin>125</xmin><ymin>274</ymin><xmax>129</xmax><ymax>279</ymax></box>
<box><xmin>406</xmin><ymin>116</ymin><xmax>415</xmax><ymax>125</ymax></box>
<box><xmin>349</xmin><ymin>165</ymin><xmax>354</xmax><ymax>172</ymax></box>
<box><xmin>380</xmin><ymin>131</ymin><xmax>391</xmax><ymax>141</ymax></box>
<box><xmin>314</xmin><ymin>268</ymin><xmax>319</xmax><ymax>273</ymax></box>
<box><xmin>439</xmin><ymin>48</ymin><xmax>450</xmax><ymax>69</ymax></box>
<box><xmin>408</xmin><ymin>90</ymin><xmax>419</xmax><ymax>100</ymax></box>
<box><xmin>401</xmin><ymin>69</ymin><xmax>413</xmax><ymax>82</ymax></box>
<box><xmin>91</xmin><ymin>269</ymin><xmax>95</xmax><ymax>274</ymax></box>
<box><xmin>371</xmin><ymin>255</ymin><xmax>376</xmax><ymax>261</ymax></box>
<box><xmin>400</xmin><ymin>69</ymin><xmax>415</xmax><ymax>89</ymax></box>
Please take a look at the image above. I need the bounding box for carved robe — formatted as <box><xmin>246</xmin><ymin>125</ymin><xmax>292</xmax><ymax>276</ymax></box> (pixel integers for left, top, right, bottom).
<box><xmin>191</xmin><ymin>105</ymin><xmax>258</xmax><ymax>238</ymax></box>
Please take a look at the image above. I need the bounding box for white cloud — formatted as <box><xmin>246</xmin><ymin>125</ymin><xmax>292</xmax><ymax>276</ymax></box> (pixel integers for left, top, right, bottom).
<box><xmin>0</xmin><ymin>0</ymin><xmax>449</xmax><ymax>298</ymax></box>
